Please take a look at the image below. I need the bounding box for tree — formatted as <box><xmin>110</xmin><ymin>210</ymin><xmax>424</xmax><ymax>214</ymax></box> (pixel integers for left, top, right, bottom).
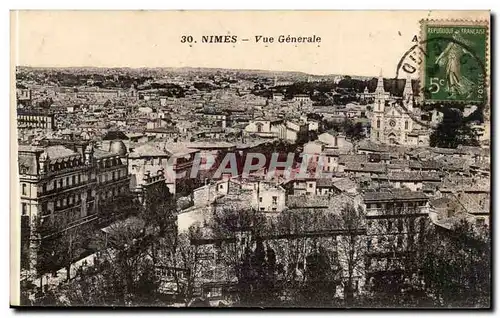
<box><xmin>269</xmin><ymin>208</ymin><xmax>343</xmax><ymax>306</ymax></box>
<box><xmin>59</xmin><ymin>217</ymin><xmax>161</xmax><ymax>306</ymax></box>
<box><xmin>430</xmin><ymin>108</ymin><xmax>479</xmax><ymax>148</ymax></box>
<box><xmin>364</xmin><ymin>205</ymin><xmax>433</xmax><ymax>307</ymax></box>
<box><xmin>344</xmin><ymin>121</ymin><xmax>365</xmax><ymax>143</ymax></box>
<box><xmin>150</xmin><ymin>224</ymin><xmax>206</xmax><ymax>306</ymax></box>
<box><xmin>235</xmin><ymin>239</ymin><xmax>279</xmax><ymax>306</ymax></box>
<box><xmin>337</xmin><ymin>204</ymin><xmax>366</xmax><ymax>305</ymax></box>
<box><xmin>140</xmin><ymin>181</ymin><xmax>176</xmax><ymax>237</ymax></box>
<box><xmin>34</xmin><ymin>217</ymin><xmax>92</xmax><ymax>283</ymax></box>
<box><xmin>207</xmin><ymin>207</ymin><xmax>272</xmax><ymax>305</ymax></box>
<box><xmin>420</xmin><ymin>220</ymin><xmax>491</xmax><ymax>308</ymax></box>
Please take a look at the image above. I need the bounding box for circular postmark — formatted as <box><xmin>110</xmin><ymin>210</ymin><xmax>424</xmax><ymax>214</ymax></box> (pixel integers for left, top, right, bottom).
<box><xmin>394</xmin><ymin>35</ymin><xmax>488</xmax><ymax>130</ymax></box>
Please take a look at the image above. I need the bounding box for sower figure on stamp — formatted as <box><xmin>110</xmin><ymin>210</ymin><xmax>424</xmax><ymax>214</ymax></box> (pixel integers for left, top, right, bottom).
<box><xmin>435</xmin><ymin>30</ymin><xmax>475</xmax><ymax>99</ymax></box>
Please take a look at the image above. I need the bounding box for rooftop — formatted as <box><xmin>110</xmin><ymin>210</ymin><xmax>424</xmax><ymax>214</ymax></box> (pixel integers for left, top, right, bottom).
<box><xmin>128</xmin><ymin>143</ymin><xmax>168</xmax><ymax>158</ymax></box>
<box><xmin>363</xmin><ymin>189</ymin><xmax>428</xmax><ymax>203</ymax></box>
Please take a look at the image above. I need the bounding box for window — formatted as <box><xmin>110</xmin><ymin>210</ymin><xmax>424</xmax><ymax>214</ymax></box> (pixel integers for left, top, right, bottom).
<box><xmin>259</xmin><ymin>197</ymin><xmax>263</xmax><ymax>203</ymax></box>
<box><xmin>260</xmin><ymin>207</ymin><xmax>265</xmax><ymax>211</ymax></box>
<box><xmin>376</xmin><ymin>119</ymin><xmax>381</xmax><ymax>129</ymax></box>
<box><xmin>308</xmin><ymin>183</ymin><xmax>313</xmax><ymax>188</ymax></box>
<box><xmin>272</xmin><ymin>207</ymin><xmax>277</xmax><ymax>211</ymax></box>
<box><xmin>72</xmin><ymin>176</ymin><xmax>76</xmax><ymax>185</ymax></box>
<box><xmin>21</xmin><ymin>203</ymin><xmax>27</xmax><ymax>215</ymax></box>
<box><xmin>22</xmin><ymin>184</ymin><xmax>27</xmax><ymax>195</ymax></box>
<box><xmin>272</xmin><ymin>196</ymin><xmax>278</xmax><ymax>205</ymax></box>
<box><xmin>78</xmin><ymin>175</ymin><xmax>81</xmax><ymax>184</ymax></box>
<box><xmin>405</xmin><ymin>121</ymin><xmax>409</xmax><ymax>130</ymax></box>
<box><xmin>256</xmin><ymin>122</ymin><xmax>263</xmax><ymax>133</ymax></box>
<box><xmin>66</xmin><ymin>177</ymin><xmax>69</xmax><ymax>186</ymax></box>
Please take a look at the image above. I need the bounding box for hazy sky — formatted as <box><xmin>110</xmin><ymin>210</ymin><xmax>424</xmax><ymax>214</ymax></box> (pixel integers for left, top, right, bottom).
<box><xmin>12</xmin><ymin>10</ymin><xmax>489</xmax><ymax>77</ymax></box>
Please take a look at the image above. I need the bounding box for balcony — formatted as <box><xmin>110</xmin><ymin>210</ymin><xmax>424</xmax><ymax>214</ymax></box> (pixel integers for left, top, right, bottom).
<box><xmin>40</xmin><ymin>181</ymin><xmax>96</xmax><ymax>197</ymax></box>
<box><xmin>97</xmin><ymin>175</ymin><xmax>130</xmax><ymax>187</ymax></box>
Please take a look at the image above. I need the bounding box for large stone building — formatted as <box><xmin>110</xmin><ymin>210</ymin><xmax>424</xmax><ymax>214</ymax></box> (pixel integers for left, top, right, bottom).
<box><xmin>362</xmin><ymin>189</ymin><xmax>430</xmax><ymax>292</ymax></box>
<box><xmin>18</xmin><ymin>140</ymin><xmax>130</xmax><ymax>278</ymax></box>
<box><xmin>369</xmin><ymin>74</ymin><xmax>429</xmax><ymax>146</ymax></box>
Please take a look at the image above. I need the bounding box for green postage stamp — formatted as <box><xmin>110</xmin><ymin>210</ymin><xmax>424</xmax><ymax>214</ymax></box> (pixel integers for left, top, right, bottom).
<box><xmin>421</xmin><ymin>20</ymin><xmax>489</xmax><ymax>104</ymax></box>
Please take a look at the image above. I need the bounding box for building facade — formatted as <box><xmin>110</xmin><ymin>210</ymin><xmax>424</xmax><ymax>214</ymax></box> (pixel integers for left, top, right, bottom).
<box><xmin>362</xmin><ymin>190</ymin><xmax>430</xmax><ymax>292</ymax></box>
<box><xmin>19</xmin><ymin>141</ymin><xmax>130</xmax><ymax>276</ymax></box>
<box><xmin>369</xmin><ymin>75</ymin><xmax>428</xmax><ymax>146</ymax></box>
<box><xmin>17</xmin><ymin>110</ymin><xmax>56</xmax><ymax>130</ymax></box>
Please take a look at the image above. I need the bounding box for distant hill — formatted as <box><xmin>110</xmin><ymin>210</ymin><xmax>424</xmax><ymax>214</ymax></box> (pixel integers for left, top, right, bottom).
<box><xmin>17</xmin><ymin>65</ymin><xmax>348</xmax><ymax>80</ymax></box>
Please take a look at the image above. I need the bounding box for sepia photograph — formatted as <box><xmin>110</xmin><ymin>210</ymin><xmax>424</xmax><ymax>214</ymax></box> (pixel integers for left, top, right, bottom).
<box><xmin>9</xmin><ymin>10</ymin><xmax>491</xmax><ymax>308</ymax></box>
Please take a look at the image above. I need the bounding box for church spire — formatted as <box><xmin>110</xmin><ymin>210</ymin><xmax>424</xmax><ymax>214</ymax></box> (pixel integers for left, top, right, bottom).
<box><xmin>375</xmin><ymin>70</ymin><xmax>385</xmax><ymax>93</ymax></box>
<box><xmin>403</xmin><ymin>75</ymin><xmax>413</xmax><ymax>98</ymax></box>
<box><xmin>403</xmin><ymin>75</ymin><xmax>414</xmax><ymax>111</ymax></box>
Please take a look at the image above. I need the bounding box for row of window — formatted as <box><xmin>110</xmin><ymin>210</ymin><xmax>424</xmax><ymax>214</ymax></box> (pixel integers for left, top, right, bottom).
<box><xmin>258</xmin><ymin>196</ymin><xmax>279</xmax><ymax>204</ymax></box>
<box><xmin>367</xmin><ymin>217</ymin><xmax>426</xmax><ymax>233</ymax></box>
<box><xmin>98</xmin><ymin>158</ymin><xmax>123</xmax><ymax>169</ymax></box>
<box><xmin>48</xmin><ymin>158</ymin><xmax>83</xmax><ymax>171</ymax></box>
<box><xmin>260</xmin><ymin>207</ymin><xmax>278</xmax><ymax>212</ymax></box>
<box><xmin>41</xmin><ymin>174</ymin><xmax>86</xmax><ymax>194</ymax></box>
<box><xmin>368</xmin><ymin>202</ymin><xmax>426</xmax><ymax>211</ymax></box>
<box><xmin>54</xmin><ymin>191</ymin><xmax>89</xmax><ymax>210</ymax></box>
<box><xmin>99</xmin><ymin>186</ymin><xmax>127</xmax><ymax>200</ymax></box>
<box><xmin>99</xmin><ymin>169</ymin><xmax>126</xmax><ymax>183</ymax></box>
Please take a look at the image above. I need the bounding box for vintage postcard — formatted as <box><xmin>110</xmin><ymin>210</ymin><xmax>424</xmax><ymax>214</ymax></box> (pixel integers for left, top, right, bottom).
<box><xmin>10</xmin><ymin>10</ymin><xmax>491</xmax><ymax>308</ymax></box>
